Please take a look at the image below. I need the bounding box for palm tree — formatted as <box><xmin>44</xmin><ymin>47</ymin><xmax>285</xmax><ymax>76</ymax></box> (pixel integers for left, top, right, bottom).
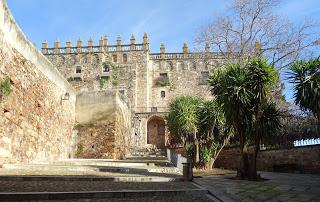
<box><xmin>209</xmin><ymin>57</ymin><xmax>279</xmax><ymax>180</ymax></box>
<box><xmin>289</xmin><ymin>57</ymin><xmax>320</xmax><ymax>121</ymax></box>
<box><xmin>252</xmin><ymin>102</ymin><xmax>282</xmax><ymax>177</ymax></box>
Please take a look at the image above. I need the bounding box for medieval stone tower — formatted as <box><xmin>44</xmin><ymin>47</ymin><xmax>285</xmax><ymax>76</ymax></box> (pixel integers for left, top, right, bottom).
<box><xmin>42</xmin><ymin>34</ymin><xmax>225</xmax><ymax>154</ymax></box>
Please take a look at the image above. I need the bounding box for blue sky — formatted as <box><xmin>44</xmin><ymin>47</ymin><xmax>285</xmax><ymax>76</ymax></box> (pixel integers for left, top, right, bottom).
<box><xmin>6</xmin><ymin>0</ymin><xmax>320</xmax><ymax>101</ymax></box>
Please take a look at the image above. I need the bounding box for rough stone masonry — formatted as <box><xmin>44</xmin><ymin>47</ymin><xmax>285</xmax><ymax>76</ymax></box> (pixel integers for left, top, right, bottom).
<box><xmin>0</xmin><ymin>0</ymin><xmax>131</xmax><ymax>163</ymax></box>
<box><xmin>42</xmin><ymin>31</ymin><xmax>227</xmax><ymax>153</ymax></box>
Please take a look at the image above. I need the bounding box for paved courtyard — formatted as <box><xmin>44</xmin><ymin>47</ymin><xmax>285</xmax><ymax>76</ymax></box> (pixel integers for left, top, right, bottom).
<box><xmin>195</xmin><ymin>171</ymin><xmax>320</xmax><ymax>202</ymax></box>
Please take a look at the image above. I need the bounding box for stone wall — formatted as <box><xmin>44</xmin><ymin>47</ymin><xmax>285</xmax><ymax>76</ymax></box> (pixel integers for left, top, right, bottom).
<box><xmin>45</xmin><ymin>46</ymin><xmax>146</xmax><ymax>114</ymax></box>
<box><xmin>0</xmin><ymin>0</ymin><xmax>76</xmax><ymax>163</ymax></box>
<box><xmin>74</xmin><ymin>90</ymin><xmax>131</xmax><ymax>159</ymax></box>
<box><xmin>148</xmin><ymin>59</ymin><xmax>218</xmax><ymax>112</ymax></box>
<box><xmin>43</xmin><ymin>24</ymin><xmax>226</xmax><ymax>150</ymax></box>
<box><xmin>214</xmin><ymin>145</ymin><xmax>320</xmax><ymax>174</ymax></box>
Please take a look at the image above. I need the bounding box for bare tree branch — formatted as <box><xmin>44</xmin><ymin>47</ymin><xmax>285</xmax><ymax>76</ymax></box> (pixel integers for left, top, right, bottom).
<box><xmin>195</xmin><ymin>0</ymin><xmax>319</xmax><ymax>71</ymax></box>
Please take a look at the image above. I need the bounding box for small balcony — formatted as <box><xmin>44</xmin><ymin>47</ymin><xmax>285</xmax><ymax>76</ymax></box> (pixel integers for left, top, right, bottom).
<box><xmin>99</xmin><ymin>72</ymin><xmax>110</xmax><ymax>79</ymax></box>
<box><xmin>68</xmin><ymin>73</ymin><xmax>83</xmax><ymax>81</ymax></box>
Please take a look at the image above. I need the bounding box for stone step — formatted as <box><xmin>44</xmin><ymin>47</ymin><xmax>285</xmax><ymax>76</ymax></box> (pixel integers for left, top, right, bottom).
<box><xmin>2</xmin><ymin>163</ymin><xmax>180</xmax><ymax>175</ymax></box>
<box><xmin>125</xmin><ymin>156</ymin><xmax>168</xmax><ymax>161</ymax></box>
<box><xmin>0</xmin><ymin>180</ymin><xmax>201</xmax><ymax>192</ymax></box>
<box><xmin>129</xmin><ymin>148</ymin><xmax>167</xmax><ymax>157</ymax></box>
<box><xmin>0</xmin><ymin>189</ymin><xmax>208</xmax><ymax>201</ymax></box>
<box><xmin>0</xmin><ymin>175</ymin><xmax>179</xmax><ymax>182</ymax></box>
<box><xmin>129</xmin><ymin>151</ymin><xmax>166</xmax><ymax>156</ymax></box>
<box><xmin>55</xmin><ymin>158</ymin><xmax>172</xmax><ymax>167</ymax></box>
<box><xmin>2</xmin><ymin>164</ymin><xmax>98</xmax><ymax>172</ymax></box>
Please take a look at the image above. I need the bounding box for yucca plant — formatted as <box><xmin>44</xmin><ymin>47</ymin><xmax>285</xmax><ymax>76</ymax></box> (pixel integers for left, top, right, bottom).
<box><xmin>289</xmin><ymin>57</ymin><xmax>320</xmax><ymax>121</ymax></box>
<box><xmin>166</xmin><ymin>96</ymin><xmax>201</xmax><ymax>162</ymax></box>
<box><xmin>209</xmin><ymin>57</ymin><xmax>279</xmax><ymax>180</ymax></box>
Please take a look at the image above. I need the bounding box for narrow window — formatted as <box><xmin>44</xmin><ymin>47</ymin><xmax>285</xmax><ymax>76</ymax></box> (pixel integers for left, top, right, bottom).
<box><xmin>161</xmin><ymin>91</ymin><xmax>166</xmax><ymax>98</ymax></box>
<box><xmin>160</xmin><ymin>73</ymin><xmax>168</xmax><ymax>79</ymax></box>
<box><xmin>113</xmin><ymin>55</ymin><xmax>117</xmax><ymax>62</ymax></box>
<box><xmin>103</xmin><ymin>63</ymin><xmax>110</xmax><ymax>72</ymax></box>
<box><xmin>201</xmin><ymin>71</ymin><xmax>209</xmax><ymax>79</ymax></box>
<box><xmin>76</xmin><ymin>66</ymin><xmax>81</xmax><ymax>73</ymax></box>
<box><xmin>151</xmin><ymin>107</ymin><xmax>158</xmax><ymax>112</ymax></box>
<box><xmin>123</xmin><ymin>54</ymin><xmax>128</xmax><ymax>63</ymax></box>
<box><xmin>192</xmin><ymin>62</ymin><xmax>197</xmax><ymax>70</ymax></box>
<box><xmin>200</xmin><ymin>71</ymin><xmax>209</xmax><ymax>85</ymax></box>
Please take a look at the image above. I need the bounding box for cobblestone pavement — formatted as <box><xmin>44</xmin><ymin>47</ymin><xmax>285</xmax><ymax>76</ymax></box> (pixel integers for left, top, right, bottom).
<box><xmin>195</xmin><ymin>172</ymin><xmax>320</xmax><ymax>202</ymax></box>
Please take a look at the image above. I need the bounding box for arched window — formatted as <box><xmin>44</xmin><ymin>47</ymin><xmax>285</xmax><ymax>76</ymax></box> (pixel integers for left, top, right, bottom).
<box><xmin>161</xmin><ymin>91</ymin><xmax>166</xmax><ymax>98</ymax></box>
<box><xmin>103</xmin><ymin>63</ymin><xmax>110</xmax><ymax>72</ymax></box>
<box><xmin>113</xmin><ymin>55</ymin><xmax>117</xmax><ymax>62</ymax></box>
<box><xmin>123</xmin><ymin>54</ymin><xmax>128</xmax><ymax>63</ymax></box>
<box><xmin>75</xmin><ymin>66</ymin><xmax>81</xmax><ymax>73</ymax></box>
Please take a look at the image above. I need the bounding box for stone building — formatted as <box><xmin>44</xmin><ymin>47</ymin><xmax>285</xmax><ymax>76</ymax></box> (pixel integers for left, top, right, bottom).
<box><xmin>42</xmin><ymin>35</ymin><xmax>226</xmax><ymax>152</ymax></box>
<box><xmin>0</xmin><ymin>0</ymin><xmax>228</xmax><ymax>162</ymax></box>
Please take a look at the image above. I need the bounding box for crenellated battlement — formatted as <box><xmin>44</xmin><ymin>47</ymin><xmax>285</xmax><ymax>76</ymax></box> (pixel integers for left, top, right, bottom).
<box><xmin>41</xmin><ymin>33</ymin><xmax>149</xmax><ymax>55</ymax></box>
<box><xmin>42</xmin><ymin>33</ymin><xmax>221</xmax><ymax>60</ymax></box>
<box><xmin>149</xmin><ymin>43</ymin><xmax>223</xmax><ymax>60</ymax></box>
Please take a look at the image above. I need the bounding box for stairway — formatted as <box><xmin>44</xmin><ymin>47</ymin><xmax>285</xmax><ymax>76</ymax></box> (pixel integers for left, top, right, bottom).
<box><xmin>0</xmin><ymin>154</ymin><xmax>212</xmax><ymax>201</ymax></box>
<box><xmin>1</xmin><ymin>150</ymin><xmax>180</xmax><ymax>182</ymax></box>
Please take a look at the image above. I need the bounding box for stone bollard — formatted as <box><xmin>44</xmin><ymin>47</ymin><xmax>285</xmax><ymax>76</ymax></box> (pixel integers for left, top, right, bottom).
<box><xmin>182</xmin><ymin>162</ymin><xmax>193</xmax><ymax>181</ymax></box>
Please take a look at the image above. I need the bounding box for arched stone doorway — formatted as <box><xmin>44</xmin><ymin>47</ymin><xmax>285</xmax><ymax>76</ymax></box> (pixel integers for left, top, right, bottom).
<box><xmin>147</xmin><ymin>116</ymin><xmax>165</xmax><ymax>149</ymax></box>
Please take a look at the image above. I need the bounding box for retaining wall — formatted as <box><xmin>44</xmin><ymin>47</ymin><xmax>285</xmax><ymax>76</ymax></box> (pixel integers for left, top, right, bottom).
<box><xmin>214</xmin><ymin>145</ymin><xmax>320</xmax><ymax>174</ymax></box>
<box><xmin>0</xmin><ymin>0</ymin><xmax>76</xmax><ymax>163</ymax></box>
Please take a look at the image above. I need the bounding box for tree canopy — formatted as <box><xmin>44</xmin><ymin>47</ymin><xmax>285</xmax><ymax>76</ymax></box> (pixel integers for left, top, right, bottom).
<box><xmin>289</xmin><ymin>57</ymin><xmax>320</xmax><ymax>120</ymax></box>
<box><xmin>209</xmin><ymin>57</ymin><xmax>281</xmax><ymax>179</ymax></box>
<box><xmin>196</xmin><ymin>0</ymin><xmax>318</xmax><ymax>70</ymax></box>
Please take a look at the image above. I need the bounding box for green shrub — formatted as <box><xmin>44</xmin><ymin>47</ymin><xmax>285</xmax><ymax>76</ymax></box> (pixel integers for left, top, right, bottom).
<box><xmin>67</xmin><ymin>77</ymin><xmax>74</xmax><ymax>82</ymax></box>
<box><xmin>185</xmin><ymin>144</ymin><xmax>194</xmax><ymax>159</ymax></box>
<box><xmin>154</xmin><ymin>76</ymin><xmax>170</xmax><ymax>87</ymax></box>
<box><xmin>99</xmin><ymin>76</ymin><xmax>110</xmax><ymax>88</ymax></box>
<box><xmin>200</xmin><ymin>147</ymin><xmax>212</xmax><ymax>163</ymax></box>
<box><xmin>111</xmin><ymin>75</ymin><xmax>119</xmax><ymax>86</ymax></box>
<box><xmin>0</xmin><ymin>77</ymin><xmax>12</xmax><ymax>101</ymax></box>
<box><xmin>75</xmin><ymin>144</ymin><xmax>83</xmax><ymax>157</ymax></box>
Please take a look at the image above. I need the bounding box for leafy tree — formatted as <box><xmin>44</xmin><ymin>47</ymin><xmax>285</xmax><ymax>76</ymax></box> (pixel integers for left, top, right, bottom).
<box><xmin>167</xmin><ymin>97</ymin><xmax>231</xmax><ymax>168</ymax></box>
<box><xmin>209</xmin><ymin>57</ymin><xmax>281</xmax><ymax>179</ymax></box>
<box><xmin>166</xmin><ymin>96</ymin><xmax>201</xmax><ymax>162</ymax></box>
<box><xmin>250</xmin><ymin>102</ymin><xmax>282</xmax><ymax>177</ymax></box>
<box><xmin>289</xmin><ymin>57</ymin><xmax>320</xmax><ymax>121</ymax></box>
<box><xmin>197</xmin><ymin>100</ymin><xmax>232</xmax><ymax>168</ymax></box>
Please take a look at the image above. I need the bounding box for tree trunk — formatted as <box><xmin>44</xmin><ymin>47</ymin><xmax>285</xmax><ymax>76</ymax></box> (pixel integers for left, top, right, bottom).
<box><xmin>237</xmin><ymin>130</ymin><xmax>250</xmax><ymax>179</ymax></box>
<box><xmin>238</xmin><ymin>145</ymin><xmax>250</xmax><ymax>179</ymax></box>
<box><xmin>250</xmin><ymin>138</ymin><xmax>260</xmax><ymax>180</ymax></box>
<box><xmin>195</xmin><ymin>138</ymin><xmax>200</xmax><ymax>163</ymax></box>
<box><xmin>208</xmin><ymin>158</ymin><xmax>215</xmax><ymax>169</ymax></box>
